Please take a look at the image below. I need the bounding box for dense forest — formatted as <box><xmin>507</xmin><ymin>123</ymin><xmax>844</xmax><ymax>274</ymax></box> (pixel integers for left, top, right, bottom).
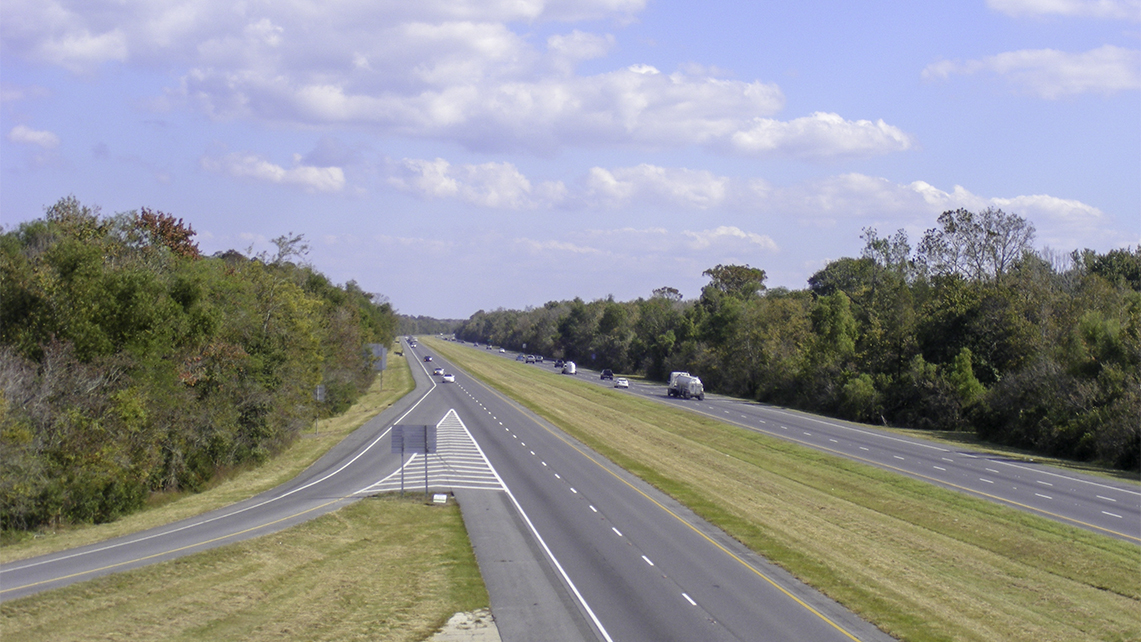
<box><xmin>399</xmin><ymin>314</ymin><xmax>463</xmax><ymax>337</ymax></box>
<box><xmin>0</xmin><ymin>197</ymin><xmax>397</xmax><ymax>530</ymax></box>
<box><xmin>457</xmin><ymin>208</ymin><xmax>1140</xmax><ymax>471</ymax></box>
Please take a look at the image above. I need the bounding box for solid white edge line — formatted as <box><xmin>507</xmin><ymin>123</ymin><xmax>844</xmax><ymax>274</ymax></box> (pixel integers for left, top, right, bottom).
<box><xmin>450</xmin><ymin>409</ymin><xmax>615</xmax><ymax>642</ymax></box>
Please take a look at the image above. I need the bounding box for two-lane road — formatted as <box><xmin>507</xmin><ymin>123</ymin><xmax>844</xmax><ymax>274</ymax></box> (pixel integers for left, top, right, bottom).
<box><xmin>482</xmin><ymin>345</ymin><xmax>1141</xmax><ymax>544</ymax></box>
<box><xmin>404</xmin><ymin>343</ymin><xmax>891</xmax><ymax>641</ymax></box>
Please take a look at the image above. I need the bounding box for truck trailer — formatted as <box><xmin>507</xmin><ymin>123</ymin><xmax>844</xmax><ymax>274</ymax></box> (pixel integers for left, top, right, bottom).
<box><xmin>667</xmin><ymin>371</ymin><xmax>704</xmax><ymax>400</ymax></box>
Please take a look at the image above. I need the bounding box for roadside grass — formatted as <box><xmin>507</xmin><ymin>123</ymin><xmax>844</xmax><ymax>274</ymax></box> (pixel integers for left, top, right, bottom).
<box><xmin>1</xmin><ymin>495</ymin><xmax>488</xmax><ymax>642</ymax></box>
<box><xmin>1</xmin><ymin>345</ymin><xmax>416</xmax><ymax>564</ymax></box>
<box><xmin>428</xmin><ymin>338</ymin><xmax>1141</xmax><ymax>642</ymax></box>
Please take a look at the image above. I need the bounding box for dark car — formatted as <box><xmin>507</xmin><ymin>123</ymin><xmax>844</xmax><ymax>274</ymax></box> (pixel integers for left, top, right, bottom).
<box><xmin>424</xmin><ymin>356</ymin><xmax>432</xmax><ymax>362</ymax></box>
<box><xmin>554</xmin><ymin>359</ymin><xmax>564</xmax><ymax>369</ymax></box>
<box><xmin>600</xmin><ymin>369</ymin><xmax>614</xmax><ymax>380</ymax></box>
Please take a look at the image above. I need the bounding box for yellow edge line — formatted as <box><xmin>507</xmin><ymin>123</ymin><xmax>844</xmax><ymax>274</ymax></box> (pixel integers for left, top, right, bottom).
<box><xmin>2</xmin><ymin>498</ymin><xmax>347</xmax><ymax>596</ymax></box>
<box><xmin>474</xmin><ymin>377</ymin><xmax>864</xmax><ymax>642</ymax></box>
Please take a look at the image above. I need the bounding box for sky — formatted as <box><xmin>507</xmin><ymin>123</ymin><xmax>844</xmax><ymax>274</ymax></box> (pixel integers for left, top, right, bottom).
<box><xmin>2</xmin><ymin>0</ymin><xmax>1139</xmax><ymax>319</ymax></box>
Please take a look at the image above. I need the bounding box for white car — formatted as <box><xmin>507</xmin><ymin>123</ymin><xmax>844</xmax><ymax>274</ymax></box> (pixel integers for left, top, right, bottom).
<box><xmin>433</xmin><ymin>367</ymin><xmax>444</xmax><ymax>376</ymax></box>
<box><xmin>442</xmin><ymin>373</ymin><xmax>455</xmax><ymax>383</ymax></box>
<box><xmin>499</xmin><ymin>348</ymin><xmax>506</xmax><ymax>353</ymax></box>
<box><xmin>614</xmin><ymin>377</ymin><xmax>629</xmax><ymax>389</ymax></box>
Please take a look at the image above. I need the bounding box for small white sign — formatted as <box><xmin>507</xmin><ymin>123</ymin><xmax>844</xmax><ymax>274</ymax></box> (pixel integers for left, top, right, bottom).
<box><xmin>433</xmin><ymin>494</ymin><xmax>448</xmax><ymax>504</ymax></box>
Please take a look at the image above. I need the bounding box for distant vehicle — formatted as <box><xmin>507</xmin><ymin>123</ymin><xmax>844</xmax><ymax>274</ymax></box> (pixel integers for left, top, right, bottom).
<box><xmin>667</xmin><ymin>371</ymin><xmax>704</xmax><ymax>400</ymax></box>
<box><xmin>424</xmin><ymin>356</ymin><xmax>432</xmax><ymax>362</ymax></box>
<box><xmin>535</xmin><ymin>355</ymin><xmax>544</xmax><ymax>363</ymax></box>
<box><xmin>554</xmin><ymin>359</ymin><xmax>564</xmax><ymax>369</ymax></box>
<box><xmin>433</xmin><ymin>367</ymin><xmax>444</xmax><ymax>376</ymax></box>
<box><xmin>614</xmin><ymin>377</ymin><xmax>629</xmax><ymax>389</ymax></box>
<box><xmin>562</xmin><ymin>361</ymin><xmax>576</xmax><ymax>375</ymax></box>
<box><xmin>525</xmin><ymin>355</ymin><xmax>535</xmax><ymax>363</ymax></box>
<box><xmin>600</xmin><ymin>369</ymin><xmax>614</xmax><ymax>380</ymax></box>
<box><xmin>499</xmin><ymin>348</ymin><xmax>506</xmax><ymax>353</ymax></box>
<box><xmin>442</xmin><ymin>373</ymin><xmax>455</xmax><ymax>383</ymax></box>
<box><xmin>516</xmin><ymin>354</ymin><xmax>526</xmax><ymax>361</ymax></box>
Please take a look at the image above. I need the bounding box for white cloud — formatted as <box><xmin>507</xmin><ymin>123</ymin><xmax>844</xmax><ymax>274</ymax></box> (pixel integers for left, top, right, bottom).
<box><xmin>1</xmin><ymin>1</ymin><xmax>913</xmax><ymax>159</ymax></box>
<box><xmin>388</xmin><ymin>157</ymin><xmax>567</xmax><ymax>209</ymax></box>
<box><xmin>201</xmin><ymin>152</ymin><xmax>345</xmax><ymax>192</ymax></box>
<box><xmin>987</xmin><ymin>0</ymin><xmax>1141</xmax><ymax>20</ymax></box>
<box><xmin>547</xmin><ymin>30</ymin><xmax>614</xmax><ymax>74</ymax></box>
<box><xmin>387</xmin><ymin>160</ymin><xmax>1120</xmax><ymax>251</ymax></box>
<box><xmin>729</xmin><ymin>112</ymin><xmax>915</xmax><ymax>159</ymax></box>
<box><xmin>8</xmin><ymin>124</ymin><xmax>60</xmax><ymax>148</ymax></box>
<box><xmin>683</xmin><ymin>226</ymin><xmax>779</xmax><ymax>252</ymax></box>
<box><xmin>586</xmin><ymin>164</ymin><xmax>731</xmax><ymax>209</ymax></box>
<box><xmin>923</xmin><ymin>45</ymin><xmax>1141</xmax><ymax>98</ymax></box>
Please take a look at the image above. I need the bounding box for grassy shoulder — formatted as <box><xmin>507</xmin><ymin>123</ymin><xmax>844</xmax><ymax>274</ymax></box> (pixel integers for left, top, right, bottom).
<box><xmin>1</xmin><ymin>495</ymin><xmax>488</xmax><ymax>642</ymax></box>
<box><xmin>428</xmin><ymin>338</ymin><xmax>1140</xmax><ymax>642</ymax></box>
<box><xmin>1</xmin><ymin>346</ymin><xmax>416</xmax><ymax>563</ymax></box>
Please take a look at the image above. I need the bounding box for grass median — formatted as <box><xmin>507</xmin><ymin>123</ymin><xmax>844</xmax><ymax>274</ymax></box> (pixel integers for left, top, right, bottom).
<box><xmin>1</xmin><ymin>495</ymin><xmax>488</xmax><ymax>642</ymax></box>
<box><xmin>429</xmin><ymin>338</ymin><xmax>1140</xmax><ymax>642</ymax></box>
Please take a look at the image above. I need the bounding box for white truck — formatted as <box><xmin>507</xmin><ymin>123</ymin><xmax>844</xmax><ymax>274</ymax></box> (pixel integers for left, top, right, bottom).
<box><xmin>667</xmin><ymin>371</ymin><xmax>704</xmax><ymax>400</ymax></box>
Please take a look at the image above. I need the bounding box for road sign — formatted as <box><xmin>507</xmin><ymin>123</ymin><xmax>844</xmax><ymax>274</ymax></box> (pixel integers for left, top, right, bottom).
<box><xmin>391</xmin><ymin>425</ymin><xmax>436</xmax><ymax>454</ymax></box>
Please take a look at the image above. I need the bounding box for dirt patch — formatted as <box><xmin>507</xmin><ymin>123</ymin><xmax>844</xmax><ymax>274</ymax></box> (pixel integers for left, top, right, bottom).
<box><xmin>428</xmin><ymin>609</ymin><xmax>501</xmax><ymax>642</ymax></box>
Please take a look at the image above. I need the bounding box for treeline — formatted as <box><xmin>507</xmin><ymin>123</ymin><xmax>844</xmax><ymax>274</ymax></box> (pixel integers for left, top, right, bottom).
<box><xmin>457</xmin><ymin>208</ymin><xmax>1140</xmax><ymax>471</ymax></box>
<box><xmin>399</xmin><ymin>314</ymin><xmax>462</xmax><ymax>337</ymax></box>
<box><xmin>0</xmin><ymin>197</ymin><xmax>397</xmax><ymax>530</ymax></box>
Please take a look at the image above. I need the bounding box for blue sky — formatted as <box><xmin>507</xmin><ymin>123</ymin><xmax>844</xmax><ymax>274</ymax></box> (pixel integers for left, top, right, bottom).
<box><xmin>3</xmin><ymin>0</ymin><xmax>1138</xmax><ymax>318</ymax></box>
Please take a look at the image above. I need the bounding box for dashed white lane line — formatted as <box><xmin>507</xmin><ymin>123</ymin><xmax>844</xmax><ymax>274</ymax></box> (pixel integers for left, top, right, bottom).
<box><xmin>1097</xmin><ymin>495</ymin><xmax>1117</xmax><ymax>502</ymax></box>
<box><xmin>1103</xmin><ymin>511</ymin><xmax>1123</xmax><ymax>519</ymax></box>
<box><xmin>612</xmin><ymin>527</ymin><xmax>623</xmax><ymax>537</ymax></box>
<box><xmin>642</xmin><ymin>555</ymin><xmax>654</xmax><ymax>566</ymax></box>
<box><xmin>980</xmin><ymin>478</ymin><xmax>994</xmax><ymax>484</ymax></box>
<box><xmin>1036</xmin><ymin>493</ymin><xmax>1053</xmax><ymax>500</ymax></box>
<box><xmin>682</xmin><ymin>593</ymin><xmax>697</xmax><ymax>606</ymax></box>
<box><xmin>933</xmin><ymin>466</ymin><xmax>946</xmax><ymax>471</ymax></box>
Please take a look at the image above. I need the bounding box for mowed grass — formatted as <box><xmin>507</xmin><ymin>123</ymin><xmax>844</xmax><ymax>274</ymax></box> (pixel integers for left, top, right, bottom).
<box><xmin>428</xmin><ymin>339</ymin><xmax>1141</xmax><ymax>642</ymax></box>
<box><xmin>2</xmin><ymin>345</ymin><xmax>415</xmax><ymax>563</ymax></box>
<box><xmin>1</xmin><ymin>495</ymin><xmax>488</xmax><ymax>642</ymax></box>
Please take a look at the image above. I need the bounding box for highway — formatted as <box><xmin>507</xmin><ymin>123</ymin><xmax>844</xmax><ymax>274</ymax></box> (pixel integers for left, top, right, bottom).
<box><xmin>476</xmin><ymin>343</ymin><xmax>1141</xmax><ymax>545</ymax></box>
<box><xmin>1</xmin><ymin>340</ymin><xmax>893</xmax><ymax>641</ymax></box>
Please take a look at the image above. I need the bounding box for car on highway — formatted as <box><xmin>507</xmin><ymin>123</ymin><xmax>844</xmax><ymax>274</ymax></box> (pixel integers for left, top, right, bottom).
<box><xmin>554</xmin><ymin>359</ymin><xmax>564</xmax><ymax>369</ymax></box>
<box><xmin>614</xmin><ymin>377</ymin><xmax>629</xmax><ymax>389</ymax></box>
<box><xmin>433</xmin><ymin>367</ymin><xmax>444</xmax><ymax>375</ymax></box>
<box><xmin>600</xmin><ymin>368</ymin><xmax>614</xmax><ymax>380</ymax></box>
<box><xmin>562</xmin><ymin>361</ymin><xmax>576</xmax><ymax>375</ymax></box>
<box><xmin>526</xmin><ymin>355</ymin><xmax>535</xmax><ymax>363</ymax></box>
<box><xmin>424</xmin><ymin>356</ymin><xmax>432</xmax><ymax>362</ymax></box>
<box><xmin>442</xmin><ymin>373</ymin><xmax>455</xmax><ymax>383</ymax></box>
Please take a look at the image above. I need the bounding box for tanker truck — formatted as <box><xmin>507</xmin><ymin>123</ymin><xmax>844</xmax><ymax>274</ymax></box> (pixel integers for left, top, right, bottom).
<box><xmin>667</xmin><ymin>371</ymin><xmax>705</xmax><ymax>400</ymax></box>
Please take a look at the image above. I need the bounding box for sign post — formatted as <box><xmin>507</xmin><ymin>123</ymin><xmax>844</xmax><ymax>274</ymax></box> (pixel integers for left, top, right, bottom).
<box><xmin>391</xmin><ymin>425</ymin><xmax>437</xmax><ymax>499</ymax></box>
